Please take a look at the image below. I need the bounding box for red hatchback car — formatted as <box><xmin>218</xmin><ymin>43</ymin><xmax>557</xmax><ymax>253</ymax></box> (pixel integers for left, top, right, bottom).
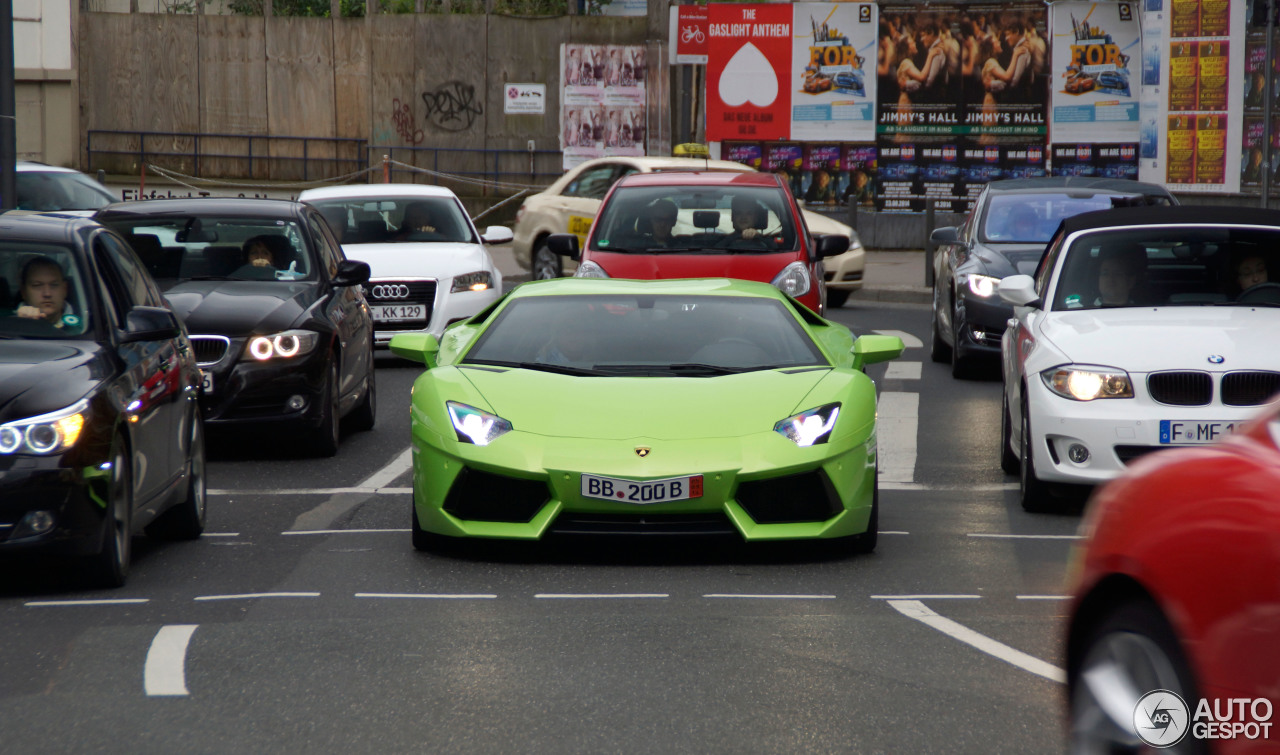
<box><xmin>1066</xmin><ymin>399</ymin><xmax>1280</xmax><ymax>753</ymax></box>
<box><xmin>546</xmin><ymin>171</ymin><xmax>848</xmax><ymax>314</ymax></box>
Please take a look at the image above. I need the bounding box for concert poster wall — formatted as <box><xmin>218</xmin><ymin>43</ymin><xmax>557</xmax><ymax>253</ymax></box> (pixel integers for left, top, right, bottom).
<box><xmin>559</xmin><ymin>44</ymin><xmax>647</xmax><ymax>169</ymax></box>
<box><xmin>1051</xmin><ymin>143</ymin><xmax>1140</xmax><ymax>179</ymax></box>
<box><xmin>721</xmin><ymin>142</ymin><xmax>878</xmax><ymax>207</ymax></box>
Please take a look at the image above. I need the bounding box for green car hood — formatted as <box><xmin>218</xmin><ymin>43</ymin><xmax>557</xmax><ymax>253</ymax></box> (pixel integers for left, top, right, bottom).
<box><xmin>456</xmin><ymin>366</ymin><xmax>842</xmax><ymax>441</ymax></box>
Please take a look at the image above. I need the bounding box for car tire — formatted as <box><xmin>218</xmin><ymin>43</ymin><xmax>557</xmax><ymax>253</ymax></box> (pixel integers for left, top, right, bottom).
<box><xmin>826</xmin><ymin>288</ymin><xmax>850</xmax><ymax>308</ymax></box>
<box><xmin>1069</xmin><ymin>597</ymin><xmax>1206</xmax><ymax>754</ymax></box>
<box><xmin>84</xmin><ymin>438</ymin><xmax>132</xmax><ymax>588</ymax></box>
<box><xmin>411</xmin><ymin>496</ymin><xmax>456</xmax><ymax>553</ymax></box>
<box><xmin>310</xmin><ymin>360</ymin><xmax>341</xmax><ymax>458</ymax></box>
<box><xmin>1019</xmin><ymin>397</ymin><xmax>1056</xmax><ymax>513</ymax></box>
<box><xmin>346</xmin><ymin>349</ymin><xmax>377</xmax><ymax>433</ymax></box>
<box><xmin>146</xmin><ymin>413</ymin><xmax>207</xmax><ymax>541</ymax></box>
<box><xmin>532</xmin><ymin>240</ymin><xmax>562</xmax><ymax>281</ymax></box>
<box><xmin>850</xmin><ymin>475</ymin><xmax>879</xmax><ymax>554</ymax></box>
<box><xmin>930</xmin><ymin>284</ymin><xmax>951</xmax><ymax>363</ymax></box>
<box><xmin>1000</xmin><ymin>390</ymin><xmax>1020</xmax><ymax>475</ymax></box>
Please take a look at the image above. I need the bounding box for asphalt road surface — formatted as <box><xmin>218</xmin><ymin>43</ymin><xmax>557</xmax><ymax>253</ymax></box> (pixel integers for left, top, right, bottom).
<box><xmin>0</xmin><ymin>298</ymin><xmax>1083</xmax><ymax>754</ymax></box>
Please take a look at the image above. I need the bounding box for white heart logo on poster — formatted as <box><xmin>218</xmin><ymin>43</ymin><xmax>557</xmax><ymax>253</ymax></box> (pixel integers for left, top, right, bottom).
<box><xmin>718</xmin><ymin>42</ymin><xmax>778</xmax><ymax>107</ymax></box>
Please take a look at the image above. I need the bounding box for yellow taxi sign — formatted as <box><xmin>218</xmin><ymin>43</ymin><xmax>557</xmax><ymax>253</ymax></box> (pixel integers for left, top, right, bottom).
<box><xmin>673</xmin><ymin>143</ymin><xmax>710</xmax><ymax>158</ymax></box>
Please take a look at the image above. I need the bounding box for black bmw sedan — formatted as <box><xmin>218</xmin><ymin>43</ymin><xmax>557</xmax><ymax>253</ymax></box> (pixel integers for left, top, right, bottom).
<box><xmin>1</xmin><ymin>212</ymin><xmax>204</xmax><ymax>587</ymax></box>
<box><xmin>929</xmin><ymin>177</ymin><xmax>1177</xmax><ymax>379</ymax></box>
<box><xmin>95</xmin><ymin>198</ymin><xmax>375</xmax><ymax>456</ymax></box>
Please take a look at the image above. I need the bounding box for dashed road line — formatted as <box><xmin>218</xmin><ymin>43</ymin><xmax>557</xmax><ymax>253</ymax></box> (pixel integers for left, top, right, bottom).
<box><xmin>1017</xmin><ymin>595</ymin><xmax>1071</xmax><ymax>601</ymax></box>
<box><xmin>886</xmin><ymin>599</ymin><xmax>1066</xmax><ymax>683</ymax></box>
<box><xmin>193</xmin><ymin>592</ymin><xmax>321</xmax><ymax>602</ymax></box>
<box><xmin>144</xmin><ymin>625</ymin><xmax>198</xmax><ymax>697</ymax></box>
<box><xmin>703</xmin><ymin>594</ymin><xmax>836</xmax><ymax>599</ymax></box>
<box><xmin>355</xmin><ymin>593</ymin><xmax>497</xmax><ymax>600</ymax></box>
<box><xmin>873</xmin><ymin>329</ymin><xmax>924</xmax><ymax>349</ymax></box>
<box><xmin>883</xmin><ymin>361</ymin><xmax>922</xmax><ymax>381</ymax></box>
<box><xmin>200</xmin><ymin>532</ymin><xmax>241</xmax><ymax>537</ymax></box>
<box><xmin>534</xmin><ymin>594</ymin><xmax>669</xmax><ymax>599</ymax></box>
<box><xmin>968</xmin><ymin>533</ymin><xmax>1083</xmax><ymax>540</ymax></box>
<box><xmin>877</xmin><ymin>391</ymin><xmax>918</xmax><ymax>483</ymax></box>
<box><xmin>25</xmin><ymin>598</ymin><xmax>150</xmax><ymax>607</ymax></box>
<box><xmin>870</xmin><ymin>594</ymin><xmax>982</xmax><ymax>600</ymax></box>
<box><xmin>881</xmin><ymin>482</ymin><xmax>1018</xmax><ymax>491</ymax></box>
<box><xmin>282</xmin><ymin>529</ymin><xmax>410</xmax><ymax>536</ymax></box>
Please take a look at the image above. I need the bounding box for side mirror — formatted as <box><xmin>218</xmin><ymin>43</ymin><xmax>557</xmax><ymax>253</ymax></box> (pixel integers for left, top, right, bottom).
<box><xmin>546</xmin><ymin>233</ymin><xmax>580</xmax><ymax>261</ymax></box>
<box><xmin>998</xmin><ymin>274</ymin><xmax>1041</xmax><ymax>308</ymax></box>
<box><xmin>481</xmin><ymin>226</ymin><xmax>514</xmax><ymax>245</ymax></box>
<box><xmin>850</xmin><ymin>334</ymin><xmax>905</xmax><ymax>369</ymax></box>
<box><xmin>814</xmin><ymin>233</ymin><xmax>850</xmax><ymax>259</ymax></box>
<box><xmin>333</xmin><ymin>259</ymin><xmax>371</xmax><ymax>287</ymax></box>
<box><xmin>930</xmin><ymin>226</ymin><xmax>960</xmax><ymax>245</ymax></box>
<box><xmin>121</xmin><ymin>305</ymin><xmax>182</xmax><ymax>343</ymax></box>
<box><xmin>389</xmin><ymin>332</ymin><xmax>440</xmax><ymax>368</ymax></box>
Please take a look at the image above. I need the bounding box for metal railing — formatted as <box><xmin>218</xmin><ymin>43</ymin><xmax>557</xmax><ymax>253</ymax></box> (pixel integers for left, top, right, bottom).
<box><xmin>368</xmin><ymin>144</ymin><xmax>565</xmax><ymax>194</ymax></box>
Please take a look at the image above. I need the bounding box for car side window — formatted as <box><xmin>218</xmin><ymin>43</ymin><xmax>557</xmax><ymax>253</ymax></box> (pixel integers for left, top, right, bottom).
<box><xmin>565</xmin><ymin>165</ymin><xmax>618</xmax><ymax>200</ymax></box>
<box><xmin>1034</xmin><ymin>233</ymin><xmax>1064</xmax><ymax>300</ymax></box>
<box><xmin>96</xmin><ymin>232</ymin><xmax>166</xmax><ymax>323</ymax></box>
<box><xmin>307</xmin><ymin>213</ymin><xmax>343</xmax><ymax>278</ymax></box>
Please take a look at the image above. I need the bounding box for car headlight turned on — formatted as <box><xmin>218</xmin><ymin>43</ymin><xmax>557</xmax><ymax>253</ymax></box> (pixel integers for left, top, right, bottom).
<box><xmin>962</xmin><ymin>273</ymin><xmax>1001</xmax><ymax>298</ymax></box>
<box><xmin>771</xmin><ymin>261</ymin><xmax>811</xmax><ymax>297</ymax></box>
<box><xmin>574</xmin><ymin>260</ymin><xmax>610</xmax><ymax>279</ymax></box>
<box><xmin>1042</xmin><ymin>366</ymin><xmax>1134</xmax><ymax>401</ymax></box>
<box><xmin>774</xmin><ymin>403</ymin><xmax>840</xmax><ymax>446</ymax></box>
<box><xmin>446</xmin><ymin>401</ymin><xmax>512</xmax><ymax>446</ymax></box>
<box><xmin>245</xmin><ymin>330</ymin><xmax>320</xmax><ymax>361</ymax></box>
<box><xmin>451</xmin><ymin>271</ymin><xmax>492</xmax><ymax>293</ymax></box>
<box><xmin>0</xmin><ymin>399</ymin><xmax>89</xmax><ymax>455</ymax></box>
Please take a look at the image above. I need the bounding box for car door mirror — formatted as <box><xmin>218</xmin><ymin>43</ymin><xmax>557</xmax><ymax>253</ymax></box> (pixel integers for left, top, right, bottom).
<box><xmin>333</xmin><ymin>259</ymin><xmax>371</xmax><ymax>287</ymax></box>
<box><xmin>121</xmin><ymin>305</ymin><xmax>182</xmax><ymax>343</ymax></box>
<box><xmin>547</xmin><ymin>233</ymin><xmax>580</xmax><ymax>261</ymax></box>
<box><xmin>930</xmin><ymin>226</ymin><xmax>960</xmax><ymax>245</ymax></box>
<box><xmin>389</xmin><ymin>332</ymin><xmax>440</xmax><ymax>368</ymax></box>
<box><xmin>850</xmin><ymin>334</ymin><xmax>905</xmax><ymax>369</ymax></box>
<box><xmin>481</xmin><ymin>226</ymin><xmax>514</xmax><ymax>245</ymax></box>
<box><xmin>813</xmin><ymin>233</ymin><xmax>850</xmax><ymax>259</ymax></box>
<box><xmin>998</xmin><ymin>274</ymin><xmax>1041</xmax><ymax>308</ymax></box>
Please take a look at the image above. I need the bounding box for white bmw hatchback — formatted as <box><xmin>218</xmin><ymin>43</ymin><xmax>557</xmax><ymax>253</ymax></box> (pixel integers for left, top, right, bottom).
<box><xmin>998</xmin><ymin>206</ymin><xmax>1280</xmax><ymax>512</ymax></box>
<box><xmin>300</xmin><ymin>184</ymin><xmax>510</xmax><ymax>346</ymax></box>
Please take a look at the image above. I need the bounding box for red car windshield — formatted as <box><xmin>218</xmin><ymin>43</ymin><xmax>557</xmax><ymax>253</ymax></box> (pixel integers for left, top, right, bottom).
<box><xmin>591</xmin><ymin>185</ymin><xmax>799</xmax><ymax>254</ymax></box>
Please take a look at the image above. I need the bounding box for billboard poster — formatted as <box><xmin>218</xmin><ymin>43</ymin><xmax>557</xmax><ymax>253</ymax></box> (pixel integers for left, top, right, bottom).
<box><xmin>800</xmin><ymin>143</ymin><xmax>844</xmax><ymax>206</ymax></box>
<box><xmin>707</xmin><ymin>3</ymin><xmax>794</xmax><ymax>142</ymax></box>
<box><xmin>1049</xmin><ymin>3</ymin><xmax>1141</xmax><ymax>143</ymax></box>
<box><xmin>840</xmin><ymin>145</ymin><xmax>878</xmax><ymax>207</ymax></box>
<box><xmin>723</xmin><ymin>142</ymin><xmax>764</xmax><ymax>170</ymax></box>
<box><xmin>1052</xmin><ymin>143</ymin><xmax>1139</xmax><ymax>178</ymax></box>
<box><xmin>1138</xmin><ymin>0</ymin><xmax>1244</xmax><ymax>192</ymax></box>
<box><xmin>560</xmin><ymin>44</ymin><xmax>646</xmax><ymax>169</ymax></box>
<box><xmin>764</xmin><ymin>143</ymin><xmax>805</xmax><ymax>197</ymax></box>
<box><xmin>671</xmin><ymin>5</ymin><xmax>710</xmax><ymax>65</ymax></box>
<box><xmin>790</xmin><ymin>3</ymin><xmax>879</xmax><ymax>142</ymax></box>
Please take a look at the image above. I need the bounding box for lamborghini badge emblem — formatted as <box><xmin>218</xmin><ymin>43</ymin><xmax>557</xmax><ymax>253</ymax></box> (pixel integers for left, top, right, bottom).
<box><xmin>635</xmin><ymin>447</ymin><xmax>651</xmax><ymax>458</ymax></box>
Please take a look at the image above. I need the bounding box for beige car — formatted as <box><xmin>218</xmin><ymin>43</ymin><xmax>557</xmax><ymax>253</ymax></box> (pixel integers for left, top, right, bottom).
<box><xmin>512</xmin><ymin>156</ymin><xmax>865</xmax><ymax>306</ymax></box>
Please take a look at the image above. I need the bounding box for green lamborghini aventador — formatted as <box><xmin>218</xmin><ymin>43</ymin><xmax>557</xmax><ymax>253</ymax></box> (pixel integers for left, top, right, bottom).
<box><xmin>390</xmin><ymin>277</ymin><xmax>903</xmax><ymax>552</ymax></box>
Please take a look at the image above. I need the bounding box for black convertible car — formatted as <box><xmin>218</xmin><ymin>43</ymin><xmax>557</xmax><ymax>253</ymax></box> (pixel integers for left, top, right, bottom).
<box><xmin>1</xmin><ymin>213</ymin><xmax>205</xmax><ymax>587</ymax></box>
<box><xmin>95</xmin><ymin>198</ymin><xmax>375</xmax><ymax>456</ymax></box>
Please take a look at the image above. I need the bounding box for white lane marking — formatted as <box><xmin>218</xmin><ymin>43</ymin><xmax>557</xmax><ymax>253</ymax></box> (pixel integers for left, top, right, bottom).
<box><xmin>871</xmin><ymin>594</ymin><xmax>981</xmax><ymax>600</ymax></box>
<box><xmin>881</xmin><ymin>482</ymin><xmax>1018</xmax><ymax>491</ymax></box>
<box><xmin>200</xmin><ymin>532</ymin><xmax>241</xmax><ymax>537</ymax></box>
<box><xmin>355</xmin><ymin>593</ymin><xmax>497</xmax><ymax>600</ymax></box>
<box><xmin>887</xmin><ymin>599</ymin><xmax>1066</xmax><ymax>684</ymax></box>
<box><xmin>881</xmin><ymin>530</ymin><xmax>909</xmax><ymax>535</ymax></box>
<box><xmin>968</xmin><ymin>533</ymin><xmax>1083</xmax><ymax>540</ymax></box>
<box><xmin>360</xmin><ymin>447</ymin><xmax>414</xmax><ymax>489</ymax></box>
<box><xmin>873</xmin><ymin>329</ymin><xmax>924</xmax><ymax>349</ymax></box>
<box><xmin>25</xmin><ymin>598</ymin><xmax>150</xmax><ymax>607</ymax></box>
<box><xmin>703</xmin><ymin>594</ymin><xmax>836</xmax><ymax>600</ymax></box>
<box><xmin>534</xmin><ymin>594</ymin><xmax>668</xmax><ymax>599</ymax></box>
<box><xmin>193</xmin><ymin>592</ymin><xmax>321</xmax><ymax>602</ymax></box>
<box><xmin>282</xmin><ymin>529</ymin><xmax>410</xmax><ymax>536</ymax></box>
<box><xmin>211</xmin><ymin>487</ymin><xmax>412</xmax><ymax>496</ymax></box>
<box><xmin>883</xmin><ymin>361</ymin><xmax>922</xmax><ymax>381</ymax></box>
<box><xmin>876</xmin><ymin>391</ymin><xmax>918</xmax><ymax>483</ymax></box>
<box><xmin>1017</xmin><ymin>595</ymin><xmax>1072</xmax><ymax>601</ymax></box>
<box><xmin>144</xmin><ymin>625</ymin><xmax>198</xmax><ymax>697</ymax></box>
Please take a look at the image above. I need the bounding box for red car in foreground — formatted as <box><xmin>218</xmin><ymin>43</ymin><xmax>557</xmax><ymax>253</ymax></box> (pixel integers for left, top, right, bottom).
<box><xmin>1066</xmin><ymin>399</ymin><xmax>1280</xmax><ymax>753</ymax></box>
<box><xmin>546</xmin><ymin>171</ymin><xmax>848</xmax><ymax>314</ymax></box>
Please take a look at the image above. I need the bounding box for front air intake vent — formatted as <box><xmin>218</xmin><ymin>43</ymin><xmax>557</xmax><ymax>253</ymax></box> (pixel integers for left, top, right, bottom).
<box><xmin>442</xmin><ymin>468</ymin><xmax>549</xmax><ymax>523</ymax></box>
<box><xmin>734</xmin><ymin>470</ymin><xmax>841</xmax><ymax>524</ymax></box>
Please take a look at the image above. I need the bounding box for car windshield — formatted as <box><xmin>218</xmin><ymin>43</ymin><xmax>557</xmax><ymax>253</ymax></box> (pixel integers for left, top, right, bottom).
<box><xmin>982</xmin><ymin>193</ymin><xmax>1153</xmax><ymax>244</ymax></box>
<box><xmin>590</xmin><ymin>185</ymin><xmax>799</xmax><ymax>254</ymax></box>
<box><xmin>16</xmin><ymin>171</ymin><xmax>117</xmax><ymax>212</ymax></box>
<box><xmin>305</xmin><ymin>196</ymin><xmax>476</xmax><ymax>245</ymax></box>
<box><xmin>1051</xmin><ymin>227</ymin><xmax>1280</xmax><ymax>310</ymax></box>
<box><xmin>98</xmin><ymin>217</ymin><xmax>316</xmax><ymax>283</ymax></box>
<box><xmin>462</xmin><ymin>294</ymin><xmax>827</xmax><ymax>375</ymax></box>
<box><xmin>0</xmin><ymin>243</ymin><xmax>92</xmax><ymax>337</ymax></box>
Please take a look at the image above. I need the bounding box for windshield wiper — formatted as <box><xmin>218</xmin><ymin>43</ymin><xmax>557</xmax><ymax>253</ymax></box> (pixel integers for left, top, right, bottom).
<box><xmin>182</xmin><ymin>276</ymin><xmax>237</xmax><ymax>281</ymax></box>
<box><xmin>466</xmin><ymin>359</ymin><xmax>606</xmax><ymax>376</ymax></box>
<box><xmin>596</xmin><ymin>362</ymin><xmax>755</xmax><ymax>376</ymax></box>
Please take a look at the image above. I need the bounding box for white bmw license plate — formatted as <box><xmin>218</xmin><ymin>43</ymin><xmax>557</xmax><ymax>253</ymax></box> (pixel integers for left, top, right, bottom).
<box><xmin>370</xmin><ymin>304</ymin><xmax>426</xmax><ymax>323</ymax></box>
<box><xmin>580</xmin><ymin>473</ymin><xmax>704</xmax><ymax>504</ymax></box>
<box><xmin>1159</xmin><ymin>420</ymin><xmax>1238</xmax><ymax>444</ymax></box>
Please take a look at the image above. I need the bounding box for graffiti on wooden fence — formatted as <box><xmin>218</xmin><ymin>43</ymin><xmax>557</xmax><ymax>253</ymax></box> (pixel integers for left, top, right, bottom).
<box><xmin>422</xmin><ymin>81</ymin><xmax>483</xmax><ymax>132</ymax></box>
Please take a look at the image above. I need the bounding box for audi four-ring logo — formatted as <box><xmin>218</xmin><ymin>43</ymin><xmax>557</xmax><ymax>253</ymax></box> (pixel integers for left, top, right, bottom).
<box><xmin>370</xmin><ymin>284</ymin><xmax>411</xmax><ymax>299</ymax></box>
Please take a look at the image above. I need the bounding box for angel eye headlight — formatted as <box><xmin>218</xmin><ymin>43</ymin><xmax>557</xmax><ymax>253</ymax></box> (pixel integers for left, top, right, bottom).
<box><xmin>774</xmin><ymin>403</ymin><xmax>840</xmax><ymax>447</ymax></box>
<box><xmin>246</xmin><ymin>330</ymin><xmax>319</xmax><ymax>361</ymax></box>
<box><xmin>964</xmin><ymin>274</ymin><xmax>1000</xmax><ymax>298</ymax></box>
<box><xmin>1042</xmin><ymin>367</ymin><xmax>1134</xmax><ymax>401</ymax></box>
<box><xmin>451</xmin><ymin>271</ymin><xmax>493</xmax><ymax>293</ymax></box>
<box><xmin>0</xmin><ymin>400</ymin><xmax>88</xmax><ymax>455</ymax></box>
<box><xmin>446</xmin><ymin>401</ymin><xmax>512</xmax><ymax>446</ymax></box>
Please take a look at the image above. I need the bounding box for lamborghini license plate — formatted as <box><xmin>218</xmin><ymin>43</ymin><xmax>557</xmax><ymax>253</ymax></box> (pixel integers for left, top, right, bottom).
<box><xmin>580</xmin><ymin>474</ymin><xmax>704</xmax><ymax>504</ymax></box>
